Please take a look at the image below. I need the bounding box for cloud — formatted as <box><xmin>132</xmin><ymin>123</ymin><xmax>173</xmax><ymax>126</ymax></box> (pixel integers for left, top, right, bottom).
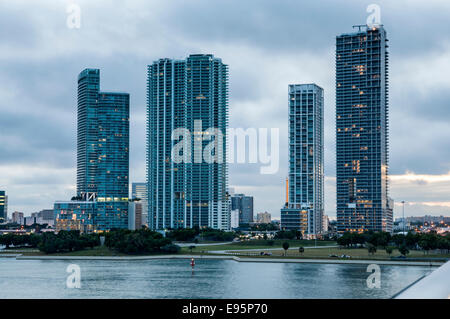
<box><xmin>0</xmin><ymin>0</ymin><xmax>449</xmax><ymax>220</ymax></box>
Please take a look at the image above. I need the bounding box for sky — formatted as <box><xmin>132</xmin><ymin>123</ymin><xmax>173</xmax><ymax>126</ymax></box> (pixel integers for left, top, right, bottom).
<box><xmin>0</xmin><ymin>0</ymin><xmax>450</xmax><ymax>220</ymax></box>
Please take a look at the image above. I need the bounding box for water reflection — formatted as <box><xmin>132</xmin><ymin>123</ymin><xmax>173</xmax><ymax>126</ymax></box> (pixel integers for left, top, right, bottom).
<box><xmin>0</xmin><ymin>258</ymin><xmax>434</xmax><ymax>299</ymax></box>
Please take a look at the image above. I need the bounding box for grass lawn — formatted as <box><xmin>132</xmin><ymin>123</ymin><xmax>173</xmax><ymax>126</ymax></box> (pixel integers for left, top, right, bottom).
<box><xmin>223</xmin><ymin>247</ymin><xmax>450</xmax><ymax>260</ymax></box>
<box><xmin>180</xmin><ymin>240</ymin><xmax>336</xmax><ymax>253</ymax></box>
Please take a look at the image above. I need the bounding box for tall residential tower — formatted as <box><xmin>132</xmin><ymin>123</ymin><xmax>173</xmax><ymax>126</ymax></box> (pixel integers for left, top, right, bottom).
<box><xmin>55</xmin><ymin>69</ymin><xmax>130</xmax><ymax>232</ymax></box>
<box><xmin>281</xmin><ymin>84</ymin><xmax>324</xmax><ymax>237</ymax></box>
<box><xmin>336</xmin><ymin>25</ymin><xmax>393</xmax><ymax>233</ymax></box>
<box><xmin>147</xmin><ymin>54</ymin><xmax>229</xmax><ymax>230</ymax></box>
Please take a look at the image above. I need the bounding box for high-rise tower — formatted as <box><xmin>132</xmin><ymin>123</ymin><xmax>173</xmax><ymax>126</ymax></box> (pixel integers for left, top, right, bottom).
<box><xmin>147</xmin><ymin>54</ymin><xmax>229</xmax><ymax>230</ymax></box>
<box><xmin>336</xmin><ymin>25</ymin><xmax>393</xmax><ymax>233</ymax></box>
<box><xmin>281</xmin><ymin>84</ymin><xmax>324</xmax><ymax>237</ymax></box>
<box><xmin>71</xmin><ymin>68</ymin><xmax>129</xmax><ymax>230</ymax></box>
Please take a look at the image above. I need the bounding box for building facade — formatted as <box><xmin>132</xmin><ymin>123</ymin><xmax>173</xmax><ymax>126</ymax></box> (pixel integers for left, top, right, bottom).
<box><xmin>336</xmin><ymin>25</ymin><xmax>393</xmax><ymax>233</ymax></box>
<box><xmin>12</xmin><ymin>211</ymin><xmax>23</xmax><ymax>224</ymax></box>
<box><xmin>231</xmin><ymin>194</ymin><xmax>254</xmax><ymax>225</ymax></box>
<box><xmin>54</xmin><ymin>199</ymin><xmax>96</xmax><ymax>233</ymax></box>
<box><xmin>31</xmin><ymin>209</ymin><xmax>55</xmax><ymax>226</ymax></box>
<box><xmin>128</xmin><ymin>200</ymin><xmax>143</xmax><ymax>231</ymax></box>
<box><xmin>0</xmin><ymin>191</ymin><xmax>7</xmax><ymax>223</ymax></box>
<box><xmin>54</xmin><ymin>68</ymin><xmax>130</xmax><ymax>233</ymax></box>
<box><xmin>256</xmin><ymin>212</ymin><xmax>271</xmax><ymax>224</ymax></box>
<box><xmin>281</xmin><ymin>84</ymin><xmax>324</xmax><ymax>237</ymax></box>
<box><xmin>147</xmin><ymin>54</ymin><xmax>229</xmax><ymax>230</ymax></box>
<box><xmin>131</xmin><ymin>182</ymin><xmax>148</xmax><ymax>227</ymax></box>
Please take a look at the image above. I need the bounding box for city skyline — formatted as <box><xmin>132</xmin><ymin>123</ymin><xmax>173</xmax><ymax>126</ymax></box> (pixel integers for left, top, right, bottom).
<box><xmin>1</xmin><ymin>1</ymin><xmax>450</xmax><ymax>220</ymax></box>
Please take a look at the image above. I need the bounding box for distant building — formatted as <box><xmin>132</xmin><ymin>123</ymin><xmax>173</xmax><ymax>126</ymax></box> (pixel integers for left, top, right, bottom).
<box><xmin>406</xmin><ymin>215</ymin><xmax>450</xmax><ymax>225</ymax></box>
<box><xmin>256</xmin><ymin>212</ymin><xmax>271</xmax><ymax>224</ymax></box>
<box><xmin>54</xmin><ymin>194</ymin><xmax>97</xmax><ymax>233</ymax></box>
<box><xmin>12</xmin><ymin>211</ymin><xmax>24</xmax><ymax>224</ymax></box>
<box><xmin>128</xmin><ymin>200</ymin><xmax>143</xmax><ymax>231</ymax></box>
<box><xmin>131</xmin><ymin>183</ymin><xmax>148</xmax><ymax>227</ymax></box>
<box><xmin>322</xmin><ymin>215</ymin><xmax>329</xmax><ymax>233</ymax></box>
<box><xmin>230</xmin><ymin>209</ymin><xmax>239</xmax><ymax>229</ymax></box>
<box><xmin>281</xmin><ymin>84</ymin><xmax>324</xmax><ymax>237</ymax></box>
<box><xmin>31</xmin><ymin>209</ymin><xmax>54</xmax><ymax>227</ymax></box>
<box><xmin>231</xmin><ymin>194</ymin><xmax>254</xmax><ymax>225</ymax></box>
<box><xmin>0</xmin><ymin>191</ymin><xmax>7</xmax><ymax>223</ymax></box>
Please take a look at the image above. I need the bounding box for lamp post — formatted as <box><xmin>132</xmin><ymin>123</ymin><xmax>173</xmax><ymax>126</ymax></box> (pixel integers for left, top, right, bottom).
<box><xmin>401</xmin><ymin>201</ymin><xmax>406</xmax><ymax>234</ymax></box>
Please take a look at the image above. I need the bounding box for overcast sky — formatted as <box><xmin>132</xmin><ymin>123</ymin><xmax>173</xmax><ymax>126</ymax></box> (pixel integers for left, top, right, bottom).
<box><xmin>1</xmin><ymin>0</ymin><xmax>450</xmax><ymax>220</ymax></box>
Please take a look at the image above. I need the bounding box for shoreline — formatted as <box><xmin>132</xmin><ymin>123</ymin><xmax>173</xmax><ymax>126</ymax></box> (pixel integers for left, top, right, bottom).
<box><xmin>2</xmin><ymin>254</ymin><xmax>443</xmax><ymax>266</ymax></box>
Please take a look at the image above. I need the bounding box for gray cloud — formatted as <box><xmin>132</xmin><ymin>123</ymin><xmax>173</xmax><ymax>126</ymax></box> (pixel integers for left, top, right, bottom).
<box><xmin>0</xmin><ymin>0</ymin><xmax>449</xmax><ymax>219</ymax></box>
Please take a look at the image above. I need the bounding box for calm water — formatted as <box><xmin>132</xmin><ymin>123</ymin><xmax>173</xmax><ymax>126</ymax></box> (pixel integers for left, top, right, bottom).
<box><xmin>0</xmin><ymin>258</ymin><xmax>434</xmax><ymax>298</ymax></box>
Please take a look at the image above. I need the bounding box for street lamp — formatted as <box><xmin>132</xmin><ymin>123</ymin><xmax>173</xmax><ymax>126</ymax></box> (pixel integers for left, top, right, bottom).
<box><xmin>401</xmin><ymin>201</ymin><xmax>406</xmax><ymax>234</ymax></box>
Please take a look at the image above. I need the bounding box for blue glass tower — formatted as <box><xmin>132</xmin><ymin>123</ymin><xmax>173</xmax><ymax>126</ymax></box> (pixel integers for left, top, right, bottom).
<box><xmin>281</xmin><ymin>84</ymin><xmax>324</xmax><ymax>237</ymax></box>
<box><xmin>336</xmin><ymin>25</ymin><xmax>393</xmax><ymax>233</ymax></box>
<box><xmin>147</xmin><ymin>54</ymin><xmax>229</xmax><ymax>230</ymax></box>
<box><xmin>74</xmin><ymin>68</ymin><xmax>130</xmax><ymax>231</ymax></box>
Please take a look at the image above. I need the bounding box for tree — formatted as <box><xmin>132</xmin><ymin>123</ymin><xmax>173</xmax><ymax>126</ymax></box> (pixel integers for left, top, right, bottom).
<box><xmin>399</xmin><ymin>244</ymin><xmax>409</xmax><ymax>257</ymax></box>
<box><xmin>298</xmin><ymin>246</ymin><xmax>305</xmax><ymax>256</ymax></box>
<box><xmin>418</xmin><ymin>233</ymin><xmax>438</xmax><ymax>254</ymax></box>
<box><xmin>437</xmin><ymin>237</ymin><xmax>450</xmax><ymax>254</ymax></box>
<box><xmin>392</xmin><ymin>234</ymin><xmax>406</xmax><ymax>247</ymax></box>
<box><xmin>189</xmin><ymin>245</ymin><xmax>196</xmax><ymax>253</ymax></box>
<box><xmin>275</xmin><ymin>231</ymin><xmax>296</xmax><ymax>240</ymax></box>
<box><xmin>367</xmin><ymin>243</ymin><xmax>377</xmax><ymax>255</ymax></box>
<box><xmin>282</xmin><ymin>242</ymin><xmax>290</xmax><ymax>256</ymax></box>
<box><xmin>385</xmin><ymin>246</ymin><xmax>394</xmax><ymax>256</ymax></box>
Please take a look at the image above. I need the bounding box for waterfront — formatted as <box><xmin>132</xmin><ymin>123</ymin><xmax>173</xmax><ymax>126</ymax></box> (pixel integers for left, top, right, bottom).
<box><xmin>0</xmin><ymin>258</ymin><xmax>434</xmax><ymax>299</ymax></box>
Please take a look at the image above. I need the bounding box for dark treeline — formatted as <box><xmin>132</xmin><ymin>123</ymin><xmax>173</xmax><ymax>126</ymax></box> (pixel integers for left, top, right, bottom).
<box><xmin>0</xmin><ymin>229</ymin><xmax>180</xmax><ymax>255</ymax></box>
<box><xmin>337</xmin><ymin>231</ymin><xmax>450</xmax><ymax>255</ymax></box>
<box><xmin>0</xmin><ymin>233</ymin><xmax>41</xmax><ymax>248</ymax></box>
<box><xmin>0</xmin><ymin>231</ymin><xmax>99</xmax><ymax>253</ymax></box>
<box><xmin>274</xmin><ymin>230</ymin><xmax>303</xmax><ymax>240</ymax></box>
<box><xmin>166</xmin><ymin>227</ymin><xmax>235</xmax><ymax>242</ymax></box>
<box><xmin>105</xmin><ymin>228</ymin><xmax>179</xmax><ymax>254</ymax></box>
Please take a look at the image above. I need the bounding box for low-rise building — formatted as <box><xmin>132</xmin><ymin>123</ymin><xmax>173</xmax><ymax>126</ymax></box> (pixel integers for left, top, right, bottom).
<box><xmin>12</xmin><ymin>211</ymin><xmax>24</xmax><ymax>224</ymax></box>
<box><xmin>256</xmin><ymin>212</ymin><xmax>271</xmax><ymax>224</ymax></box>
<box><xmin>54</xmin><ymin>198</ymin><xmax>97</xmax><ymax>233</ymax></box>
<box><xmin>128</xmin><ymin>200</ymin><xmax>143</xmax><ymax>231</ymax></box>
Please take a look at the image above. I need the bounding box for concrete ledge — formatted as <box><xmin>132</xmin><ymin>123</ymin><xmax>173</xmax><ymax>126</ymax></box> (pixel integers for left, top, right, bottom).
<box><xmin>394</xmin><ymin>260</ymin><xmax>450</xmax><ymax>298</ymax></box>
<box><xmin>13</xmin><ymin>254</ymin><xmax>444</xmax><ymax>266</ymax></box>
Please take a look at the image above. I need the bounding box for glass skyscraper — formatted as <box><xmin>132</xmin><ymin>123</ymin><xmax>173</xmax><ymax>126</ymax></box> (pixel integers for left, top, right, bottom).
<box><xmin>336</xmin><ymin>25</ymin><xmax>393</xmax><ymax>233</ymax></box>
<box><xmin>56</xmin><ymin>68</ymin><xmax>130</xmax><ymax>232</ymax></box>
<box><xmin>0</xmin><ymin>191</ymin><xmax>7</xmax><ymax>223</ymax></box>
<box><xmin>281</xmin><ymin>84</ymin><xmax>324</xmax><ymax>237</ymax></box>
<box><xmin>147</xmin><ymin>54</ymin><xmax>229</xmax><ymax>230</ymax></box>
<box><xmin>231</xmin><ymin>194</ymin><xmax>254</xmax><ymax>225</ymax></box>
